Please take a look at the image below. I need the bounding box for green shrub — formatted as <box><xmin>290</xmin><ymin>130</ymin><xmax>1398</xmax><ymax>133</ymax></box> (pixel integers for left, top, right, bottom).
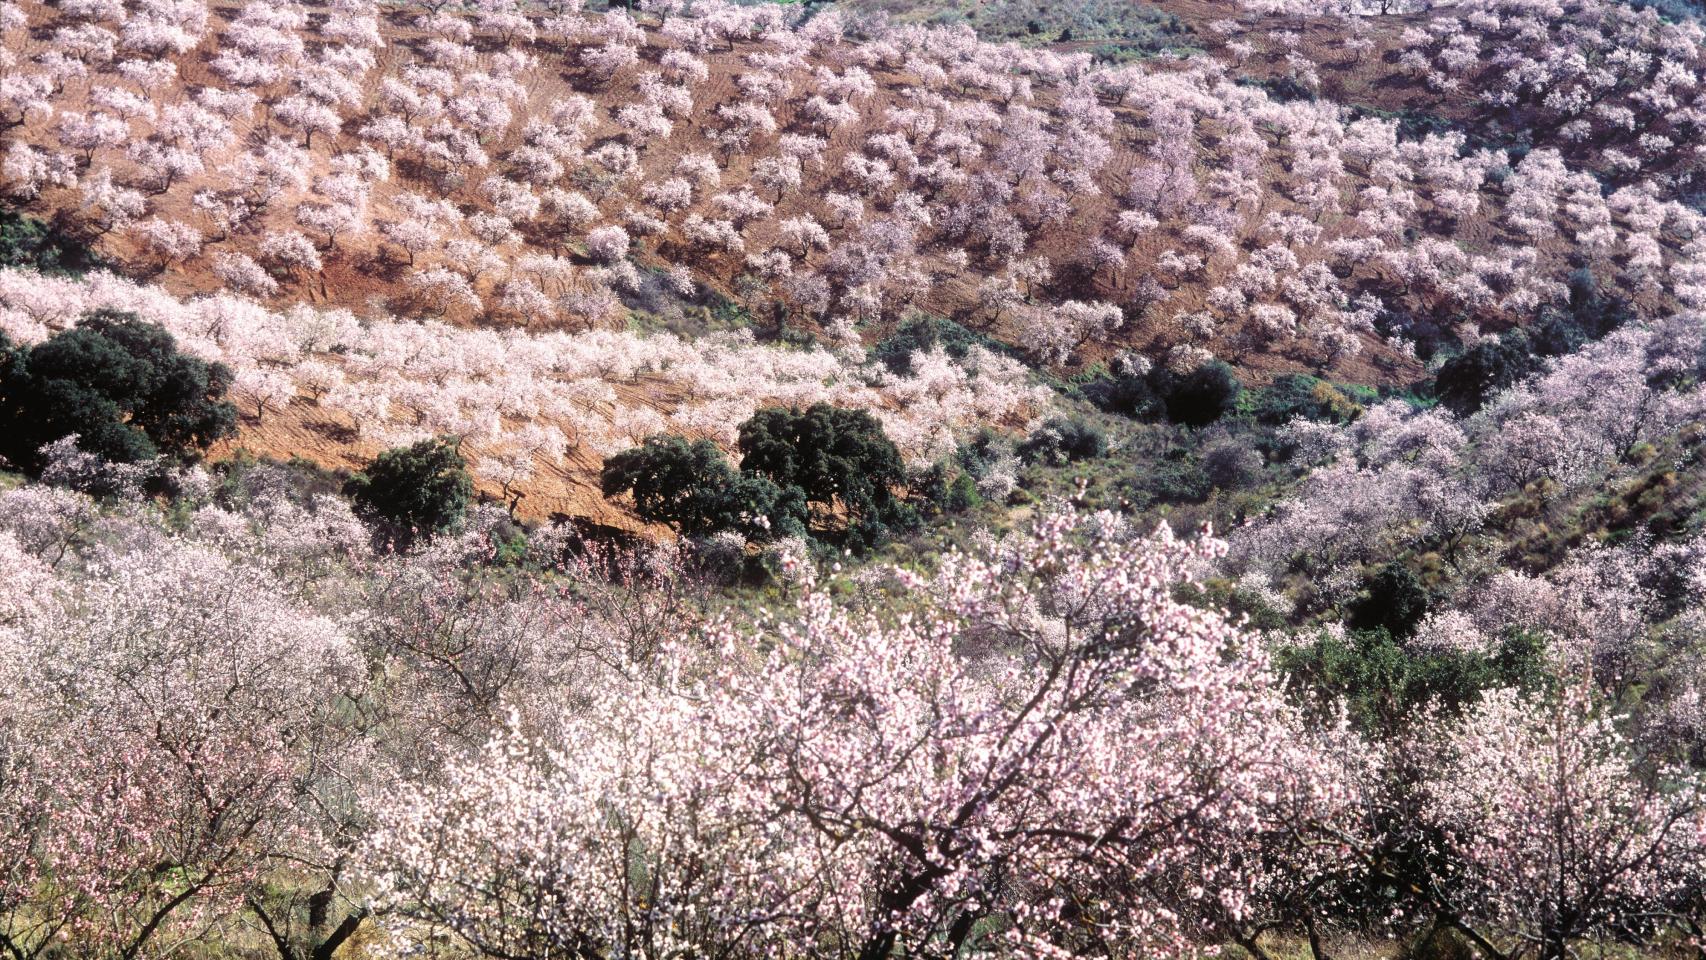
<box><xmin>1433</xmin><ymin>332</ymin><xmax>1543</xmax><ymax>415</ymax></box>
<box><xmin>1237</xmin><ymin>74</ymin><xmax>1315</xmax><ymax>102</ymax></box>
<box><xmin>1157</xmin><ymin>360</ymin><xmax>1243</xmax><ymax>427</ymax></box>
<box><xmin>1200</xmin><ymin>437</ymin><xmax>1264</xmax><ymax>490</ymax></box>
<box><xmin>346</xmin><ymin>437</ymin><xmax>474</xmax><ymax>546</ymax></box>
<box><xmin>0</xmin><ymin>207</ymin><xmax>104</xmax><ymax>274</ymax></box>
<box><xmin>1249</xmin><ymin>374</ymin><xmax>1365</xmax><ymax>425</ymax></box>
<box><xmin>1017</xmin><ymin>416</ymin><xmax>1107</xmax><ymax>466</ymax></box>
<box><xmin>1277</xmin><ymin>627</ymin><xmax>1547</xmax><ymax>736</ymax></box>
<box><xmin>738</xmin><ymin>404</ymin><xmax>910</xmax><ymax>542</ymax></box>
<box><xmin>1084</xmin><ymin>360</ymin><xmax>1241</xmax><ymax>427</ymax></box>
<box><xmin>1081</xmin><ymin>369</ymin><xmax>1166</xmax><ymax>422</ymax></box>
<box><xmin>604</xmin><ymin>406</ymin><xmax>913</xmax><ymax>553</ymax></box>
<box><xmin>911</xmin><ymin>462</ymin><xmax>981</xmax><ymax>518</ymax></box>
<box><xmin>0</xmin><ymin>311</ymin><xmax>236</xmax><ymax>473</ymax></box>
<box><xmin>1351</xmin><ymin>562</ymin><xmax>1430</xmax><ymax>639</ymax></box>
<box><xmin>600</xmin><ymin>434</ymin><xmax>806</xmax><ymax>541</ymax></box>
<box><xmin>870</xmin><ymin>314</ymin><xmax>1014</xmax><ymax>375</ymax></box>
<box><xmin>1119</xmin><ymin>448</ymin><xmax>1211</xmax><ymax>508</ymax></box>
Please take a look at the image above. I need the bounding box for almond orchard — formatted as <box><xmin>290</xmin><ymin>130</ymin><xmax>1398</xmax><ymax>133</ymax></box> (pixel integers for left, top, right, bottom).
<box><xmin>4</xmin><ymin>0</ymin><xmax>1706</xmax><ymax>956</ymax></box>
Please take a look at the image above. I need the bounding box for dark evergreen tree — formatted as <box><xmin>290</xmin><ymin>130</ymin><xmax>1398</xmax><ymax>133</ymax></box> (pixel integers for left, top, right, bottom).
<box><xmin>1352</xmin><ymin>562</ymin><xmax>1431</xmax><ymax>639</ymax></box>
<box><xmin>736</xmin><ymin>403</ymin><xmax>909</xmax><ymax>538</ymax></box>
<box><xmin>0</xmin><ymin>311</ymin><xmax>236</xmax><ymax>473</ymax></box>
<box><xmin>601</xmin><ymin>434</ymin><xmax>806</xmax><ymax>540</ymax></box>
<box><xmin>1158</xmin><ymin>360</ymin><xmax>1243</xmax><ymax>427</ymax></box>
<box><xmin>346</xmin><ymin>437</ymin><xmax>474</xmax><ymax>547</ymax></box>
<box><xmin>1433</xmin><ymin>332</ymin><xmax>1541</xmax><ymax>415</ymax></box>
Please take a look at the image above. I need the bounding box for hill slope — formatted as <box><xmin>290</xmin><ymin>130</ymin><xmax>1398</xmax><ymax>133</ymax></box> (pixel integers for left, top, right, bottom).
<box><xmin>7</xmin><ymin>0</ymin><xmax>1705</xmax><ymax>527</ymax></box>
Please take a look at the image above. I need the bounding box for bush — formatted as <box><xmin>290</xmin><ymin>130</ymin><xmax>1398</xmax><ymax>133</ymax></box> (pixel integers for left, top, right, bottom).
<box><xmin>1200</xmin><ymin>438</ymin><xmax>1264</xmax><ymax>490</ymax></box>
<box><xmin>1376</xmin><ymin>306</ymin><xmax>1454</xmax><ymax>362</ymax></box>
<box><xmin>0</xmin><ymin>311</ymin><xmax>236</xmax><ymax>474</ymax></box>
<box><xmin>1081</xmin><ymin>369</ymin><xmax>1166</xmax><ymax>422</ymax></box>
<box><xmin>1158</xmin><ymin>360</ymin><xmax>1242</xmax><ymax>427</ymax></box>
<box><xmin>737</xmin><ymin>404</ymin><xmax>910</xmax><ymax>539</ymax></box>
<box><xmin>1351</xmin><ymin>562</ymin><xmax>1430</xmax><ymax>639</ymax></box>
<box><xmin>870</xmin><ymin>314</ymin><xmax>1011</xmax><ymax>375</ymax></box>
<box><xmin>1248</xmin><ymin>374</ymin><xmax>1364</xmax><ymax>425</ymax></box>
<box><xmin>600</xmin><ymin>434</ymin><xmax>806</xmax><ymax>541</ymax></box>
<box><xmin>346</xmin><ymin>437</ymin><xmax>474</xmax><ymax>546</ymax></box>
<box><xmin>955</xmin><ymin>429</ymin><xmax>1011</xmax><ymax>474</ymax></box>
<box><xmin>605</xmin><ymin>406</ymin><xmax>911</xmax><ymax>553</ymax></box>
<box><xmin>1238</xmin><ymin>74</ymin><xmax>1315</xmax><ymax>102</ymax></box>
<box><xmin>1530</xmin><ymin>307</ymin><xmax>1588</xmax><ymax>358</ymax></box>
<box><xmin>0</xmin><ymin>207</ymin><xmax>103</xmax><ymax>274</ymax></box>
<box><xmin>1119</xmin><ymin>448</ymin><xmax>1211</xmax><ymax>508</ymax></box>
<box><xmin>1017</xmin><ymin>416</ymin><xmax>1107</xmax><ymax>466</ymax></box>
<box><xmin>910</xmin><ymin>462</ymin><xmax>981</xmax><ymax>518</ymax></box>
<box><xmin>602</xmin><ymin>434</ymin><xmax>733</xmax><ymax>536</ymax></box>
<box><xmin>1433</xmin><ymin>332</ymin><xmax>1542</xmax><ymax>415</ymax></box>
<box><xmin>951</xmin><ymin>430</ymin><xmax>1019</xmax><ymax>499</ymax></box>
<box><xmin>1277</xmin><ymin>627</ymin><xmax>1547</xmax><ymax>736</ymax></box>
<box><xmin>1083</xmin><ymin>360</ymin><xmax>1242</xmax><ymax>427</ymax></box>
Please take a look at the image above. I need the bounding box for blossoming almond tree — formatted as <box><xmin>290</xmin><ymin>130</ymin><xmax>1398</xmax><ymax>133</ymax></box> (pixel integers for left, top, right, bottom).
<box><xmin>367</xmin><ymin>503</ymin><xmax>1357</xmax><ymax>959</ymax></box>
<box><xmin>1418</xmin><ymin>685</ymin><xmax>1706</xmax><ymax>960</ymax></box>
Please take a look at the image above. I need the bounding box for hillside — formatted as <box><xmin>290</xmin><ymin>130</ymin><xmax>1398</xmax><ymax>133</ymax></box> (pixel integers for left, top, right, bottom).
<box><xmin>8</xmin><ymin>0</ymin><xmax>1704</xmax><ymax>525</ymax></box>
<box><xmin>8</xmin><ymin>0</ymin><xmax>1706</xmax><ymax>958</ymax></box>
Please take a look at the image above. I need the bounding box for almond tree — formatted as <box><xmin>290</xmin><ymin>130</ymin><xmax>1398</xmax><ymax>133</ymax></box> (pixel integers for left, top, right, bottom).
<box><xmin>367</xmin><ymin>503</ymin><xmax>1352</xmax><ymax>959</ymax></box>
<box><xmin>1</xmin><ymin>538</ymin><xmax>368</xmax><ymax>960</ymax></box>
<box><xmin>1418</xmin><ymin>686</ymin><xmax>1706</xmax><ymax>960</ymax></box>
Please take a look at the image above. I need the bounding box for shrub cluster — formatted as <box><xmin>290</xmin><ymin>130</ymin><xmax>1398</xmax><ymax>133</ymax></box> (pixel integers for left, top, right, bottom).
<box><xmin>603</xmin><ymin>403</ymin><xmax>915</xmax><ymax>552</ymax></box>
<box><xmin>0</xmin><ymin>311</ymin><xmax>236</xmax><ymax>473</ymax></box>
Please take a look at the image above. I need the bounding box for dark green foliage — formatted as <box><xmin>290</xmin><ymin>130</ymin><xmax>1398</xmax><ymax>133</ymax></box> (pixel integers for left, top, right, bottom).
<box><xmin>0</xmin><ymin>312</ymin><xmax>236</xmax><ymax>473</ymax></box>
<box><xmin>870</xmin><ymin>314</ymin><xmax>1015</xmax><ymax>375</ymax></box>
<box><xmin>724</xmin><ymin>472</ymin><xmax>810</xmax><ymax>539</ymax></box>
<box><xmin>1433</xmin><ymin>331</ymin><xmax>1543</xmax><ymax>415</ymax></box>
<box><xmin>606</xmin><ymin>405</ymin><xmax>911</xmax><ymax>553</ymax></box>
<box><xmin>1278</xmin><ymin>627</ymin><xmax>1549</xmax><ymax>736</ymax></box>
<box><xmin>1157</xmin><ymin>360</ymin><xmax>1243</xmax><ymax>427</ymax></box>
<box><xmin>1118</xmin><ymin>430</ymin><xmax>1215</xmax><ymax>509</ymax></box>
<box><xmin>1248</xmin><ymin>374</ymin><xmax>1367</xmax><ymax>426</ymax></box>
<box><xmin>602</xmin><ymin>435</ymin><xmax>736</xmax><ymax>535</ymax></box>
<box><xmin>1430</xmin><ymin>271</ymin><xmax>1631</xmax><ymax>413</ymax></box>
<box><xmin>600</xmin><ymin>434</ymin><xmax>806</xmax><ymax>541</ymax></box>
<box><xmin>1080</xmin><ymin>369</ymin><xmax>1165</xmax><ymax>421</ymax></box>
<box><xmin>1182</xmin><ymin>578</ymin><xmax>1289</xmax><ymax>632</ymax></box>
<box><xmin>737</xmin><ymin>404</ymin><xmax>910</xmax><ymax>540</ymax></box>
<box><xmin>346</xmin><ymin>438</ymin><xmax>474</xmax><ymax>545</ymax></box>
<box><xmin>1619</xmin><ymin>0</ymin><xmax>1706</xmax><ymax>23</ymax></box>
<box><xmin>1200</xmin><ymin>437</ymin><xmax>1264</xmax><ymax>490</ymax></box>
<box><xmin>1237</xmin><ymin>74</ymin><xmax>1316</xmax><ymax>103</ymax></box>
<box><xmin>1566</xmin><ymin>267</ymin><xmax>1631</xmax><ymax>340</ymax></box>
<box><xmin>956</xmin><ymin>429</ymin><xmax>1010</xmax><ymax>475</ymax></box>
<box><xmin>948</xmin><ymin>429</ymin><xmax>1019</xmax><ymax>502</ymax></box>
<box><xmin>940</xmin><ymin>0</ymin><xmax>1192</xmax><ymax>47</ymax></box>
<box><xmin>1119</xmin><ymin>453</ymin><xmax>1211</xmax><ymax>509</ymax></box>
<box><xmin>1351</xmin><ymin>562</ymin><xmax>1430</xmax><ymax>639</ymax></box>
<box><xmin>944</xmin><ymin>470</ymin><xmax>980</xmax><ymax>512</ymax></box>
<box><xmin>1530</xmin><ymin>308</ymin><xmax>1589</xmax><ymax>358</ymax></box>
<box><xmin>1531</xmin><ymin>269</ymin><xmax>1632</xmax><ymax>357</ymax></box>
<box><xmin>910</xmin><ymin>462</ymin><xmax>981</xmax><ymax>518</ymax></box>
<box><xmin>1017</xmin><ymin>416</ymin><xmax>1107</xmax><ymax>466</ymax></box>
<box><xmin>774</xmin><ymin>326</ymin><xmax>820</xmax><ymax>350</ymax></box>
<box><xmin>0</xmin><ymin>208</ymin><xmax>103</xmax><ymax>275</ymax></box>
<box><xmin>1083</xmin><ymin>360</ymin><xmax>1242</xmax><ymax>427</ymax></box>
<box><xmin>1389</xmin><ymin>109</ymin><xmax>1462</xmax><ymax>143</ymax></box>
<box><xmin>1375</xmin><ymin>306</ymin><xmax>1455</xmax><ymax>362</ymax></box>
